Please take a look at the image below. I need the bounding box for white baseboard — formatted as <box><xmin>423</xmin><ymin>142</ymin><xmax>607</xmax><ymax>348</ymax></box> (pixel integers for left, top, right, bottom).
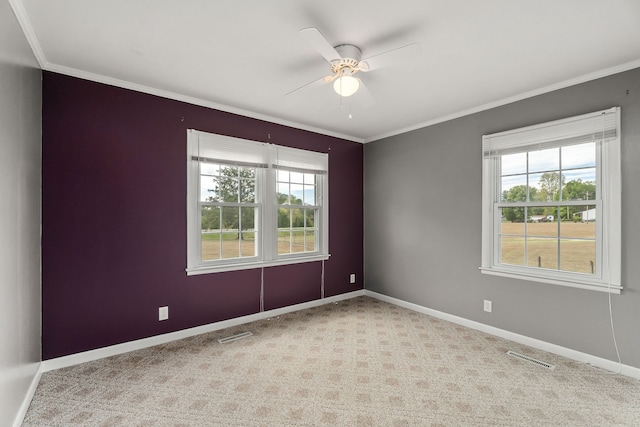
<box><xmin>12</xmin><ymin>362</ymin><xmax>42</xmax><ymax>427</ymax></box>
<box><xmin>365</xmin><ymin>290</ymin><xmax>640</xmax><ymax>380</ymax></box>
<box><xmin>41</xmin><ymin>290</ymin><xmax>365</xmax><ymax>373</ymax></box>
<box><xmin>23</xmin><ymin>287</ymin><xmax>640</xmax><ymax>424</ymax></box>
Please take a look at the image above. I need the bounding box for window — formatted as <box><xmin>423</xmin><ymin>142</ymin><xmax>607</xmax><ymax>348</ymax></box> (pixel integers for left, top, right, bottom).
<box><xmin>277</xmin><ymin>169</ymin><xmax>319</xmax><ymax>256</ymax></box>
<box><xmin>187</xmin><ymin>130</ymin><xmax>329</xmax><ymax>275</ymax></box>
<box><xmin>199</xmin><ymin>163</ymin><xmax>258</xmax><ymax>261</ymax></box>
<box><xmin>481</xmin><ymin>107</ymin><xmax>621</xmax><ymax>293</ymax></box>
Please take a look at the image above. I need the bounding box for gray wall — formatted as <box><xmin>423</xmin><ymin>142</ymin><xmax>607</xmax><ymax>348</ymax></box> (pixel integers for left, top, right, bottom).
<box><xmin>365</xmin><ymin>68</ymin><xmax>640</xmax><ymax>368</ymax></box>
<box><xmin>0</xmin><ymin>2</ymin><xmax>42</xmax><ymax>425</ymax></box>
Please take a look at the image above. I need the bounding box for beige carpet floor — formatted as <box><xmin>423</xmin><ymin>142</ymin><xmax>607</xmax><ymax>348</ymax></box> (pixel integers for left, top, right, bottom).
<box><xmin>23</xmin><ymin>296</ymin><xmax>640</xmax><ymax>426</ymax></box>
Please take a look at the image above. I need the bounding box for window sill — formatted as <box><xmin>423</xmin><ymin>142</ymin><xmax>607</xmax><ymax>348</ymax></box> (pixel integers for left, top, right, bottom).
<box><xmin>479</xmin><ymin>266</ymin><xmax>622</xmax><ymax>294</ymax></box>
<box><xmin>186</xmin><ymin>253</ymin><xmax>331</xmax><ymax>276</ymax></box>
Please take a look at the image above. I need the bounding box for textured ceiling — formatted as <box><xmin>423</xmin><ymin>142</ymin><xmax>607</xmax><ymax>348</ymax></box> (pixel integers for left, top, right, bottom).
<box><xmin>12</xmin><ymin>0</ymin><xmax>640</xmax><ymax>142</ymax></box>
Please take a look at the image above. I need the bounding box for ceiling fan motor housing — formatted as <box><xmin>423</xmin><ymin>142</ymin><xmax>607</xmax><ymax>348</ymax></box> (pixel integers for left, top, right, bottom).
<box><xmin>331</xmin><ymin>44</ymin><xmax>362</xmax><ymax>73</ymax></box>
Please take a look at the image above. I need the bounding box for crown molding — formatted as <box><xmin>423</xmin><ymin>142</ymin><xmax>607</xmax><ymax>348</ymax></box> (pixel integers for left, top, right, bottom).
<box><xmin>364</xmin><ymin>59</ymin><xmax>640</xmax><ymax>143</ymax></box>
<box><xmin>45</xmin><ymin>63</ymin><xmax>365</xmax><ymax>143</ymax></box>
<box><xmin>9</xmin><ymin>1</ymin><xmax>364</xmax><ymax>143</ymax></box>
<box><xmin>10</xmin><ymin>0</ymin><xmax>639</xmax><ymax>145</ymax></box>
<box><xmin>8</xmin><ymin>0</ymin><xmax>47</xmax><ymax>68</ymax></box>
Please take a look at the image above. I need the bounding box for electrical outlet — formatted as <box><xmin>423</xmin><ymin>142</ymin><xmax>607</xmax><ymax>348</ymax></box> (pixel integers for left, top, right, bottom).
<box><xmin>483</xmin><ymin>300</ymin><xmax>492</xmax><ymax>313</ymax></box>
<box><xmin>350</xmin><ymin>273</ymin><xmax>356</xmax><ymax>284</ymax></box>
<box><xmin>159</xmin><ymin>306</ymin><xmax>169</xmax><ymax>321</ymax></box>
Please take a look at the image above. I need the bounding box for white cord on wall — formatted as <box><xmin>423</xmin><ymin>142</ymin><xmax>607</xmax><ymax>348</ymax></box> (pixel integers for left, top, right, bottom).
<box><xmin>321</xmin><ymin>259</ymin><xmax>325</xmax><ymax>299</ymax></box>
<box><xmin>607</xmin><ymin>282</ymin><xmax>622</xmax><ymax>374</ymax></box>
<box><xmin>260</xmin><ymin>267</ymin><xmax>265</xmax><ymax>312</ymax></box>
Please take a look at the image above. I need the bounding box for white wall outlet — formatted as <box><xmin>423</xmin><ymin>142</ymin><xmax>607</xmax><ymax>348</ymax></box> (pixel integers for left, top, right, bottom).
<box><xmin>159</xmin><ymin>306</ymin><xmax>169</xmax><ymax>321</ymax></box>
<box><xmin>350</xmin><ymin>273</ymin><xmax>356</xmax><ymax>284</ymax></box>
<box><xmin>483</xmin><ymin>300</ymin><xmax>492</xmax><ymax>313</ymax></box>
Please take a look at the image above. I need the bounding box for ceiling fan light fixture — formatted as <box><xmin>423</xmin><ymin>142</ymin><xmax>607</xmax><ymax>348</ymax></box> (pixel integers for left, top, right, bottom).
<box><xmin>333</xmin><ymin>71</ymin><xmax>359</xmax><ymax>97</ymax></box>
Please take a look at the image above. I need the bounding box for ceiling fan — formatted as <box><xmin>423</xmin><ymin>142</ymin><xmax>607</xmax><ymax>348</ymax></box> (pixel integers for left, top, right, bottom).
<box><xmin>287</xmin><ymin>27</ymin><xmax>420</xmax><ymax>105</ymax></box>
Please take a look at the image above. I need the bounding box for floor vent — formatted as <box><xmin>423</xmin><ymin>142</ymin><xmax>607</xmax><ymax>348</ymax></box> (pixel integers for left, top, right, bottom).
<box><xmin>218</xmin><ymin>331</ymin><xmax>253</xmax><ymax>344</ymax></box>
<box><xmin>507</xmin><ymin>350</ymin><xmax>556</xmax><ymax>370</ymax></box>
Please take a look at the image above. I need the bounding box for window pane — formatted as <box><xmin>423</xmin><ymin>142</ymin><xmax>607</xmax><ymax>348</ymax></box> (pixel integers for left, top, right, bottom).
<box><xmin>221</xmin><ymin>206</ymin><xmax>239</xmax><ymax>231</ymax></box>
<box><xmin>305</xmin><ymin>230</ymin><xmax>316</xmax><ymax>252</ymax></box>
<box><xmin>561</xmin><ymin>169</ymin><xmax>596</xmax><ymax>201</ymax></box>
<box><xmin>201</xmin><ymin>162</ymin><xmax>219</xmax><ymax>175</ymax></box>
<box><xmin>277</xmin><ymin>206</ymin><xmax>293</xmax><ymax>254</ymax></box>
<box><xmin>527</xmin><ymin>237</ymin><xmax>558</xmax><ymax>269</ymax></box>
<box><xmin>560</xmin><ymin>204</ymin><xmax>593</xmax><ymax>222</ymax></box>
<box><xmin>201</xmin><ymin>231</ymin><xmax>221</xmax><ymax>261</ymax></box>
<box><xmin>290</xmin><ymin>171</ymin><xmax>304</xmax><ymax>184</ymax></box>
<box><xmin>200</xmin><ymin>206</ymin><xmax>220</xmax><ymax>261</ymax></box>
<box><xmin>200</xmin><ymin>175</ymin><xmax>219</xmax><ymax>202</ymax></box>
<box><xmin>500</xmin><ymin>236</ymin><xmax>525</xmax><ymax>266</ymax></box>
<box><xmin>501</xmin><ymin>206</ymin><xmax>525</xmax><ymax>223</ymax></box>
<box><xmin>527</xmin><ymin>220</ymin><xmax>558</xmax><ymax>238</ymax></box>
<box><xmin>530</xmin><ymin>172</ymin><xmax>563</xmax><ymax>202</ymax></box>
<box><xmin>563</xmin><ymin>168</ymin><xmax>596</xmax><ymax>185</ymax></box>
<box><xmin>277</xmin><ymin>230</ymin><xmax>290</xmax><ymax>255</ymax></box>
<box><xmin>500</xmin><ymin>218</ymin><xmax>524</xmax><ymax>235</ymax></box>
<box><xmin>304</xmin><ymin>173</ymin><xmax>316</xmax><ymax>185</ymax></box>
<box><xmin>239</xmin><ymin>179</ymin><xmax>255</xmax><ymax>203</ymax></box>
<box><xmin>221</xmin><ymin>232</ymin><xmax>240</xmax><ymax>259</ymax></box>
<box><xmin>290</xmin><ymin>183</ymin><xmax>304</xmax><ymax>205</ymax></box>
<box><xmin>303</xmin><ymin>184</ymin><xmax>316</xmax><ymax>205</ymax></box>
<box><xmin>562</xmin><ymin>143</ymin><xmax>595</xmax><ymax>169</ymax></box>
<box><xmin>239</xmin><ymin>167</ymin><xmax>255</xmax><ymax>179</ymax></box>
<box><xmin>219</xmin><ymin>178</ymin><xmax>239</xmax><ymax>202</ymax></box>
<box><xmin>291</xmin><ymin>229</ymin><xmax>305</xmax><ymax>253</ymax></box>
<box><xmin>291</xmin><ymin>219</ymin><xmax>305</xmax><ymax>253</ymax></box>
<box><xmin>561</xmin><ymin>212</ymin><xmax>596</xmax><ymax>238</ymax></box>
<box><xmin>305</xmin><ymin>209</ymin><xmax>317</xmax><ymax>252</ymax></box>
<box><xmin>529</xmin><ymin>148</ymin><xmax>559</xmax><ymax>173</ymax></box>
<box><xmin>239</xmin><ymin>232</ymin><xmax>256</xmax><ymax>257</ymax></box>
<box><xmin>201</xmin><ymin>206</ymin><xmax>220</xmax><ymax>231</ymax></box>
<box><xmin>560</xmin><ymin>239</ymin><xmax>596</xmax><ymax>274</ymax></box>
<box><xmin>501</xmin><ymin>152</ymin><xmax>527</xmax><ymax>176</ymax></box>
<box><xmin>277</xmin><ymin>183</ymin><xmax>289</xmax><ymax>204</ymax></box>
<box><xmin>277</xmin><ymin>209</ymin><xmax>291</xmax><ymax>254</ymax></box>
<box><xmin>526</xmin><ymin>209</ymin><xmax>558</xmax><ymax>237</ymax></box>
<box><xmin>240</xmin><ymin>206</ymin><xmax>256</xmax><ymax>258</ymax></box>
<box><xmin>277</xmin><ymin>169</ymin><xmax>289</xmax><ymax>182</ymax></box>
<box><xmin>278</xmin><ymin>207</ymin><xmax>290</xmax><ymax>228</ymax></box>
<box><xmin>240</xmin><ymin>207</ymin><xmax>255</xmax><ymax>231</ymax></box>
<box><xmin>501</xmin><ymin>175</ymin><xmax>527</xmax><ymax>201</ymax></box>
<box><xmin>558</xmin><ymin>205</ymin><xmax>576</xmax><ymax>222</ymax></box>
<box><xmin>305</xmin><ymin>209</ymin><xmax>315</xmax><ymax>228</ymax></box>
<box><xmin>291</xmin><ymin>208</ymin><xmax>304</xmax><ymax>229</ymax></box>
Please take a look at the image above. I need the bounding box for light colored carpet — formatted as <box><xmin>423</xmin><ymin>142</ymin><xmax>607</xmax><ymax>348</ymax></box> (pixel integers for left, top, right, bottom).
<box><xmin>23</xmin><ymin>296</ymin><xmax>640</xmax><ymax>426</ymax></box>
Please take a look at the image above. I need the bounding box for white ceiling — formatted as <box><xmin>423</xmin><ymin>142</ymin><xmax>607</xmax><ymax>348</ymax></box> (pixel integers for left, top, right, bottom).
<box><xmin>11</xmin><ymin>0</ymin><xmax>640</xmax><ymax>143</ymax></box>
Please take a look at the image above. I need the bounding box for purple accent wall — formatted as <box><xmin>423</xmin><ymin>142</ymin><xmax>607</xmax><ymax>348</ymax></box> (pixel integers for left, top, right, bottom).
<box><xmin>42</xmin><ymin>72</ymin><xmax>363</xmax><ymax>360</ymax></box>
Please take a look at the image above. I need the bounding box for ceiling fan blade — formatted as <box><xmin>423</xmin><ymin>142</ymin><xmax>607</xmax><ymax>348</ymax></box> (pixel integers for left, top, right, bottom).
<box><xmin>285</xmin><ymin>75</ymin><xmax>330</xmax><ymax>97</ymax></box>
<box><xmin>299</xmin><ymin>27</ymin><xmax>342</xmax><ymax>63</ymax></box>
<box><xmin>359</xmin><ymin>43</ymin><xmax>420</xmax><ymax>72</ymax></box>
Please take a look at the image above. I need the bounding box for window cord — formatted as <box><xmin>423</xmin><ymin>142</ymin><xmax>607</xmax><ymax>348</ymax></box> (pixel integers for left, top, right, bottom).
<box><xmin>260</xmin><ymin>267</ymin><xmax>264</xmax><ymax>312</ymax></box>
<box><xmin>602</xmin><ymin>113</ymin><xmax>621</xmax><ymax>375</ymax></box>
<box><xmin>321</xmin><ymin>260</ymin><xmax>325</xmax><ymax>299</ymax></box>
<box><xmin>607</xmin><ymin>282</ymin><xmax>622</xmax><ymax>374</ymax></box>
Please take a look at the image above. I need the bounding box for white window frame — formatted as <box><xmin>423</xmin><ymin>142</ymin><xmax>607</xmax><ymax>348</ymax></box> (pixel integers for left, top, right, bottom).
<box><xmin>186</xmin><ymin>130</ymin><xmax>329</xmax><ymax>275</ymax></box>
<box><xmin>480</xmin><ymin>107</ymin><xmax>621</xmax><ymax>293</ymax></box>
